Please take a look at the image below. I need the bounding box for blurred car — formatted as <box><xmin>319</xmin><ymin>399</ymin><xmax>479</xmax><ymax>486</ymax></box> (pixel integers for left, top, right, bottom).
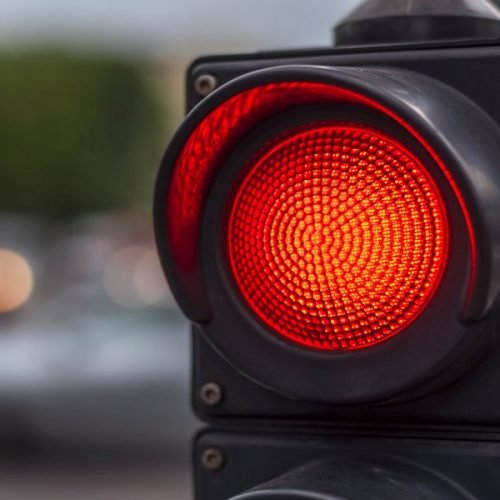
<box><xmin>0</xmin><ymin>307</ymin><xmax>196</xmax><ymax>457</ymax></box>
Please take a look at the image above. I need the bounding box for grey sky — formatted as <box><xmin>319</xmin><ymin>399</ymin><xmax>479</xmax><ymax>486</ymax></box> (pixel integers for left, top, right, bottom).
<box><xmin>0</xmin><ymin>0</ymin><xmax>360</xmax><ymax>57</ymax></box>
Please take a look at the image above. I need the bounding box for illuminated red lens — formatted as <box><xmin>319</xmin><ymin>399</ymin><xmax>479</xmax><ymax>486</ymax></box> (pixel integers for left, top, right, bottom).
<box><xmin>228</xmin><ymin>125</ymin><xmax>449</xmax><ymax>351</ymax></box>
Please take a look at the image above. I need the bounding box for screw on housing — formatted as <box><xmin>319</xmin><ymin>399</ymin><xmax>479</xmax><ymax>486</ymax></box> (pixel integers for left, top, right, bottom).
<box><xmin>201</xmin><ymin>447</ymin><xmax>226</xmax><ymax>472</ymax></box>
<box><xmin>200</xmin><ymin>382</ymin><xmax>224</xmax><ymax>406</ymax></box>
<box><xmin>194</xmin><ymin>74</ymin><xmax>218</xmax><ymax>96</ymax></box>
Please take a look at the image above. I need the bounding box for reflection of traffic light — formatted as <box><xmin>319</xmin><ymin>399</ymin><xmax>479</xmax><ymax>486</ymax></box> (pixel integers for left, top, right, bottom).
<box><xmin>155</xmin><ymin>1</ymin><xmax>500</xmax><ymax>498</ymax></box>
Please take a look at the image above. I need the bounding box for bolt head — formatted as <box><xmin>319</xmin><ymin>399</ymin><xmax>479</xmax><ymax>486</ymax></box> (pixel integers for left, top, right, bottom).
<box><xmin>201</xmin><ymin>447</ymin><xmax>226</xmax><ymax>472</ymax></box>
<box><xmin>200</xmin><ymin>382</ymin><xmax>224</xmax><ymax>406</ymax></box>
<box><xmin>194</xmin><ymin>74</ymin><xmax>218</xmax><ymax>96</ymax></box>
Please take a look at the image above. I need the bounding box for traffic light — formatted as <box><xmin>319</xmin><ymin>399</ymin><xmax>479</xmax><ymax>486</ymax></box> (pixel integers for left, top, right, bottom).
<box><xmin>154</xmin><ymin>0</ymin><xmax>500</xmax><ymax>498</ymax></box>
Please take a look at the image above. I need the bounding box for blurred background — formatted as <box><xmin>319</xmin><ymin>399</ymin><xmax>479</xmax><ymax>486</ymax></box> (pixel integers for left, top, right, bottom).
<box><xmin>0</xmin><ymin>1</ymin><xmax>359</xmax><ymax>498</ymax></box>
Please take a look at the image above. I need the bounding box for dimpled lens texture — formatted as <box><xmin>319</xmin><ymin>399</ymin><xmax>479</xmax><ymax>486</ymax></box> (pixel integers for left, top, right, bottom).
<box><xmin>227</xmin><ymin>125</ymin><xmax>449</xmax><ymax>351</ymax></box>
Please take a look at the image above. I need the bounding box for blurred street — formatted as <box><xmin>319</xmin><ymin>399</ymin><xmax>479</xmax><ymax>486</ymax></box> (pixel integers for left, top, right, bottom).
<box><xmin>0</xmin><ymin>214</ymin><xmax>197</xmax><ymax>496</ymax></box>
<box><xmin>0</xmin><ymin>0</ymin><xmax>360</xmax><ymax>497</ymax></box>
<box><xmin>0</xmin><ymin>462</ymin><xmax>191</xmax><ymax>500</ymax></box>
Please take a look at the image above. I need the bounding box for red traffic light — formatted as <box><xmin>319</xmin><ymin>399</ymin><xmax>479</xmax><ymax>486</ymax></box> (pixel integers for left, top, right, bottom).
<box><xmin>228</xmin><ymin>124</ymin><xmax>448</xmax><ymax>351</ymax></box>
<box><xmin>155</xmin><ymin>65</ymin><xmax>500</xmax><ymax>403</ymax></box>
<box><xmin>156</xmin><ymin>3</ymin><xmax>500</xmax><ymax>499</ymax></box>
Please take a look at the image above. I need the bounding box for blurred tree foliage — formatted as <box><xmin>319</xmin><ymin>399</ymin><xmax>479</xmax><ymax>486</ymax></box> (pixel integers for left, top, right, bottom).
<box><xmin>0</xmin><ymin>50</ymin><xmax>168</xmax><ymax>216</ymax></box>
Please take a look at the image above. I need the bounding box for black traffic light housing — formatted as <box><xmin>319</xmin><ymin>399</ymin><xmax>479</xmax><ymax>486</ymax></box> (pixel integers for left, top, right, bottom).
<box><xmin>194</xmin><ymin>429</ymin><xmax>500</xmax><ymax>499</ymax></box>
<box><xmin>154</xmin><ymin>1</ymin><xmax>500</xmax><ymax>498</ymax></box>
<box><xmin>182</xmin><ymin>42</ymin><xmax>500</xmax><ymax>419</ymax></box>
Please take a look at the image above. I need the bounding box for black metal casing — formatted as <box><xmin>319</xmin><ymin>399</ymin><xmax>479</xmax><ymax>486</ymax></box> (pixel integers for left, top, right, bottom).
<box><xmin>181</xmin><ymin>40</ymin><xmax>500</xmax><ymax>424</ymax></box>
<box><xmin>154</xmin><ymin>38</ymin><xmax>500</xmax><ymax>499</ymax></box>
<box><xmin>194</xmin><ymin>428</ymin><xmax>500</xmax><ymax>499</ymax></box>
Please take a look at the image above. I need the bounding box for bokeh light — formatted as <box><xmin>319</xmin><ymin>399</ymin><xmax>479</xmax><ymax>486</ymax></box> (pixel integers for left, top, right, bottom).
<box><xmin>0</xmin><ymin>248</ymin><xmax>34</xmax><ymax>314</ymax></box>
<box><xmin>103</xmin><ymin>246</ymin><xmax>170</xmax><ymax>309</ymax></box>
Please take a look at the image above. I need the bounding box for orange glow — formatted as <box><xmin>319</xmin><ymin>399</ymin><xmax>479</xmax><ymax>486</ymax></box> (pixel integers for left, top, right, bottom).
<box><xmin>227</xmin><ymin>125</ymin><xmax>449</xmax><ymax>351</ymax></box>
<box><xmin>0</xmin><ymin>249</ymin><xmax>34</xmax><ymax>314</ymax></box>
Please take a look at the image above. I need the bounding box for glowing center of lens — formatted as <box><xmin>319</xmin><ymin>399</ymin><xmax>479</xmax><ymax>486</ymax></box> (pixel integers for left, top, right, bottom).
<box><xmin>227</xmin><ymin>125</ymin><xmax>448</xmax><ymax>351</ymax></box>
